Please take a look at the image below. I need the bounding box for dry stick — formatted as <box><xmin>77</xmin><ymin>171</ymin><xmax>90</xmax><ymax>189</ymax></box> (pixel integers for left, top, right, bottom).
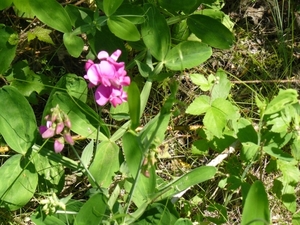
<box><xmin>171</xmin><ymin>141</ymin><xmax>239</xmax><ymax>204</ymax></box>
<box><xmin>231</xmin><ymin>79</ymin><xmax>300</xmax><ymax>84</ymax></box>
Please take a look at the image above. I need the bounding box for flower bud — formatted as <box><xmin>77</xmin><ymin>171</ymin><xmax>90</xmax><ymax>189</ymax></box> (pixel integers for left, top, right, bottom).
<box><xmin>54</xmin><ymin>137</ymin><xmax>65</xmax><ymax>153</ymax></box>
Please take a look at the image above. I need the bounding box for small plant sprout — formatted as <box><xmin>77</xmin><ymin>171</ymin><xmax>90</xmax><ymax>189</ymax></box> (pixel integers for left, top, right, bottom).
<box><xmin>39</xmin><ymin>104</ymin><xmax>74</xmax><ymax>153</ymax></box>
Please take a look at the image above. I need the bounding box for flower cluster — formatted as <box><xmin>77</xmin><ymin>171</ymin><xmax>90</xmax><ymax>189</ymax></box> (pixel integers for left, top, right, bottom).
<box><xmin>39</xmin><ymin>105</ymin><xmax>74</xmax><ymax>153</ymax></box>
<box><xmin>84</xmin><ymin>50</ymin><xmax>130</xmax><ymax>107</ymax></box>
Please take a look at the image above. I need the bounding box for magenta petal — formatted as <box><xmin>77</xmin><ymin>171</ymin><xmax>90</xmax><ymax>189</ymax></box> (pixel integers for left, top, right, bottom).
<box><xmin>54</xmin><ymin>138</ymin><xmax>64</xmax><ymax>153</ymax></box>
<box><xmin>97</xmin><ymin>51</ymin><xmax>109</xmax><ymax>60</ymax></box>
<box><xmin>42</xmin><ymin>127</ymin><xmax>55</xmax><ymax>138</ymax></box>
<box><xmin>95</xmin><ymin>85</ymin><xmax>112</xmax><ymax>106</ymax></box>
<box><xmin>86</xmin><ymin>65</ymin><xmax>101</xmax><ymax>85</ymax></box>
<box><xmin>55</xmin><ymin>122</ymin><xmax>64</xmax><ymax>134</ymax></box>
<box><xmin>110</xmin><ymin>49</ymin><xmax>121</xmax><ymax>61</ymax></box>
<box><xmin>85</xmin><ymin>59</ymin><xmax>94</xmax><ymax>71</ymax></box>
<box><xmin>121</xmin><ymin>76</ymin><xmax>131</xmax><ymax>86</ymax></box>
<box><xmin>39</xmin><ymin>126</ymin><xmax>48</xmax><ymax>135</ymax></box>
<box><xmin>64</xmin><ymin>133</ymin><xmax>74</xmax><ymax>145</ymax></box>
<box><xmin>110</xmin><ymin>87</ymin><xmax>127</xmax><ymax>107</ymax></box>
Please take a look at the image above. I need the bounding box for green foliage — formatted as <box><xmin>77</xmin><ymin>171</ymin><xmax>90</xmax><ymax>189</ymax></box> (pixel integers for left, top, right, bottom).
<box><xmin>241</xmin><ymin>181</ymin><xmax>270</xmax><ymax>225</ymax></box>
<box><xmin>0</xmin><ymin>154</ymin><xmax>38</xmax><ymax>210</ymax></box>
<box><xmin>0</xmin><ymin>86</ymin><xmax>37</xmax><ymax>154</ymax></box>
<box><xmin>1</xmin><ymin>0</ymin><xmax>299</xmax><ymax>224</ymax></box>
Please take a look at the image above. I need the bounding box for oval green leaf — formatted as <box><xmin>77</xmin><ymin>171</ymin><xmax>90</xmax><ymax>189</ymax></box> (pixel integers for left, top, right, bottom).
<box><xmin>75</xmin><ymin>193</ymin><xmax>108</xmax><ymax>225</ymax></box>
<box><xmin>0</xmin><ymin>86</ymin><xmax>37</xmax><ymax>154</ymax></box>
<box><xmin>187</xmin><ymin>14</ymin><xmax>234</xmax><ymax>49</ymax></box>
<box><xmin>88</xmin><ymin>140</ymin><xmax>119</xmax><ymax>188</ymax></box>
<box><xmin>122</xmin><ymin>131</ymin><xmax>143</xmax><ymax>177</ymax></box>
<box><xmin>63</xmin><ymin>33</ymin><xmax>84</xmax><ymax>58</ymax></box>
<box><xmin>0</xmin><ymin>26</ymin><xmax>17</xmax><ymax>74</ymax></box>
<box><xmin>141</xmin><ymin>4</ymin><xmax>171</xmax><ymax>61</ymax></box>
<box><xmin>103</xmin><ymin>0</ymin><xmax>123</xmax><ymax>16</ymax></box>
<box><xmin>158</xmin><ymin>0</ymin><xmax>198</xmax><ymax>13</ymax></box>
<box><xmin>30</xmin><ymin>0</ymin><xmax>72</xmax><ymax>33</ymax></box>
<box><xmin>107</xmin><ymin>16</ymin><xmax>140</xmax><ymax>41</ymax></box>
<box><xmin>165</xmin><ymin>41</ymin><xmax>212</xmax><ymax>71</ymax></box>
<box><xmin>0</xmin><ymin>0</ymin><xmax>12</xmax><ymax>10</ymax></box>
<box><xmin>0</xmin><ymin>154</ymin><xmax>38</xmax><ymax>210</ymax></box>
<box><xmin>241</xmin><ymin>181</ymin><xmax>270</xmax><ymax>225</ymax></box>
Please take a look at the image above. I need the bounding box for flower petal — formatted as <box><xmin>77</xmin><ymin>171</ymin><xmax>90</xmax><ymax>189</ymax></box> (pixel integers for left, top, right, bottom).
<box><xmin>110</xmin><ymin>49</ymin><xmax>121</xmax><ymax>61</ymax></box>
<box><xmin>86</xmin><ymin>64</ymin><xmax>101</xmax><ymax>85</ymax></box>
<box><xmin>95</xmin><ymin>85</ymin><xmax>112</xmax><ymax>106</ymax></box>
<box><xmin>54</xmin><ymin>138</ymin><xmax>65</xmax><ymax>153</ymax></box>
<box><xmin>97</xmin><ymin>51</ymin><xmax>109</xmax><ymax>60</ymax></box>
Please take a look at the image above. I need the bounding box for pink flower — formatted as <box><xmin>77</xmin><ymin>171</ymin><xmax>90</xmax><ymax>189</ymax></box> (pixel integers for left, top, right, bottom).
<box><xmin>39</xmin><ymin>105</ymin><xmax>75</xmax><ymax>153</ymax></box>
<box><xmin>84</xmin><ymin>50</ymin><xmax>130</xmax><ymax>107</ymax></box>
<box><xmin>54</xmin><ymin>137</ymin><xmax>64</xmax><ymax>153</ymax></box>
<box><xmin>95</xmin><ymin>85</ymin><xmax>128</xmax><ymax>107</ymax></box>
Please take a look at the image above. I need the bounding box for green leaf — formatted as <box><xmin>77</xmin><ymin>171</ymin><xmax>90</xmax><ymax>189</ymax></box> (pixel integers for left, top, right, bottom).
<box><xmin>30</xmin><ymin>0</ymin><xmax>72</xmax><ymax>33</ymax></box>
<box><xmin>81</xmin><ymin>141</ymin><xmax>94</xmax><ymax>168</ymax></box>
<box><xmin>165</xmin><ymin>41</ymin><xmax>212</xmax><ymax>71</ymax></box>
<box><xmin>74</xmin><ymin>193</ymin><xmax>108</xmax><ymax>225</ymax></box>
<box><xmin>107</xmin><ymin>16</ymin><xmax>140</xmax><ymax>41</ymax></box>
<box><xmin>211</xmin><ymin>70</ymin><xmax>231</xmax><ymax>100</ymax></box>
<box><xmin>135</xmin><ymin>202</ymin><xmax>179</xmax><ymax>225</ymax></box>
<box><xmin>122</xmin><ymin>132</ymin><xmax>143</xmax><ymax>177</ymax></box>
<box><xmin>0</xmin><ymin>154</ymin><xmax>38</xmax><ymax>210</ymax></box>
<box><xmin>141</xmin><ymin>4</ymin><xmax>171</xmax><ymax>61</ymax></box>
<box><xmin>13</xmin><ymin>0</ymin><xmax>34</xmax><ymax>18</ymax></box>
<box><xmin>0</xmin><ymin>86</ymin><xmax>37</xmax><ymax>154</ymax></box>
<box><xmin>30</xmin><ymin>151</ymin><xmax>64</xmax><ymax>192</ymax></box>
<box><xmin>5</xmin><ymin>60</ymin><xmax>51</xmax><ymax>103</ymax></box>
<box><xmin>27</xmin><ymin>27</ymin><xmax>54</xmax><ymax>44</ymax></box>
<box><xmin>157</xmin><ymin>166</ymin><xmax>216</xmax><ymax>200</ymax></box>
<box><xmin>174</xmin><ymin>218</ymin><xmax>193</xmax><ymax>225</ymax></box>
<box><xmin>292</xmin><ymin>211</ymin><xmax>300</xmax><ymax>225</ymax></box>
<box><xmin>186</xmin><ymin>95</ymin><xmax>210</xmax><ymax>115</ymax></box>
<box><xmin>0</xmin><ymin>26</ymin><xmax>17</xmax><ymax>74</ymax></box>
<box><xmin>158</xmin><ymin>0</ymin><xmax>199</xmax><ymax>13</ymax></box>
<box><xmin>103</xmin><ymin>0</ymin><xmax>123</xmax><ymax>16</ymax></box>
<box><xmin>114</xmin><ymin>4</ymin><xmax>145</xmax><ymax>24</ymax></box>
<box><xmin>189</xmin><ymin>73</ymin><xmax>214</xmax><ymax>91</ymax></box>
<box><xmin>263</xmin><ymin>146</ymin><xmax>294</xmax><ymax>162</ymax></box>
<box><xmin>88</xmin><ymin>140</ymin><xmax>119</xmax><ymax>188</ymax></box>
<box><xmin>241</xmin><ymin>181</ymin><xmax>270</xmax><ymax>225</ymax></box>
<box><xmin>237</xmin><ymin>118</ymin><xmax>258</xmax><ymax>143</ymax></box>
<box><xmin>135</xmin><ymin>60</ymin><xmax>152</xmax><ymax>78</ymax></box>
<box><xmin>187</xmin><ymin>14</ymin><xmax>234</xmax><ymax>49</ymax></box>
<box><xmin>264</xmin><ymin>89</ymin><xmax>298</xmax><ymax>115</ymax></box>
<box><xmin>241</xmin><ymin>142</ymin><xmax>259</xmax><ymax>162</ymax></box>
<box><xmin>128</xmin><ymin>82</ymin><xmax>141</xmax><ymax>130</ymax></box>
<box><xmin>31</xmin><ymin>214</ymin><xmax>66</xmax><ymax>225</ymax></box>
<box><xmin>63</xmin><ymin>32</ymin><xmax>84</xmax><ymax>57</ymax></box>
<box><xmin>0</xmin><ymin>0</ymin><xmax>12</xmax><ymax>10</ymax></box>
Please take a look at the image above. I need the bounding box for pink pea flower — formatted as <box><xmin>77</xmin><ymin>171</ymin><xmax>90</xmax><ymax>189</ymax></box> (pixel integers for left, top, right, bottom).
<box><xmin>39</xmin><ymin>105</ymin><xmax>74</xmax><ymax>153</ymax></box>
<box><xmin>84</xmin><ymin>50</ymin><xmax>130</xmax><ymax>107</ymax></box>
<box><xmin>54</xmin><ymin>137</ymin><xmax>65</xmax><ymax>153</ymax></box>
<box><xmin>95</xmin><ymin>85</ymin><xmax>128</xmax><ymax>107</ymax></box>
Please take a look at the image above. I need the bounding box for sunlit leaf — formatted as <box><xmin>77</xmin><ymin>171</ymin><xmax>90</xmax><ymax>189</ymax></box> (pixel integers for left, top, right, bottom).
<box><xmin>63</xmin><ymin>32</ymin><xmax>84</xmax><ymax>57</ymax></box>
<box><xmin>264</xmin><ymin>89</ymin><xmax>298</xmax><ymax>115</ymax></box>
<box><xmin>88</xmin><ymin>140</ymin><xmax>119</xmax><ymax>188</ymax></box>
<box><xmin>74</xmin><ymin>193</ymin><xmax>108</xmax><ymax>225</ymax></box>
<box><xmin>187</xmin><ymin>14</ymin><xmax>234</xmax><ymax>49</ymax></box>
<box><xmin>103</xmin><ymin>0</ymin><xmax>123</xmax><ymax>16</ymax></box>
<box><xmin>0</xmin><ymin>154</ymin><xmax>38</xmax><ymax>210</ymax></box>
<box><xmin>165</xmin><ymin>41</ymin><xmax>212</xmax><ymax>71</ymax></box>
<box><xmin>107</xmin><ymin>16</ymin><xmax>140</xmax><ymax>41</ymax></box>
<box><xmin>30</xmin><ymin>0</ymin><xmax>72</xmax><ymax>33</ymax></box>
<box><xmin>241</xmin><ymin>181</ymin><xmax>270</xmax><ymax>225</ymax></box>
<box><xmin>0</xmin><ymin>86</ymin><xmax>37</xmax><ymax>154</ymax></box>
<box><xmin>0</xmin><ymin>26</ymin><xmax>17</xmax><ymax>74</ymax></box>
<box><xmin>141</xmin><ymin>4</ymin><xmax>170</xmax><ymax>61</ymax></box>
<box><xmin>186</xmin><ymin>95</ymin><xmax>210</xmax><ymax>115</ymax></box>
